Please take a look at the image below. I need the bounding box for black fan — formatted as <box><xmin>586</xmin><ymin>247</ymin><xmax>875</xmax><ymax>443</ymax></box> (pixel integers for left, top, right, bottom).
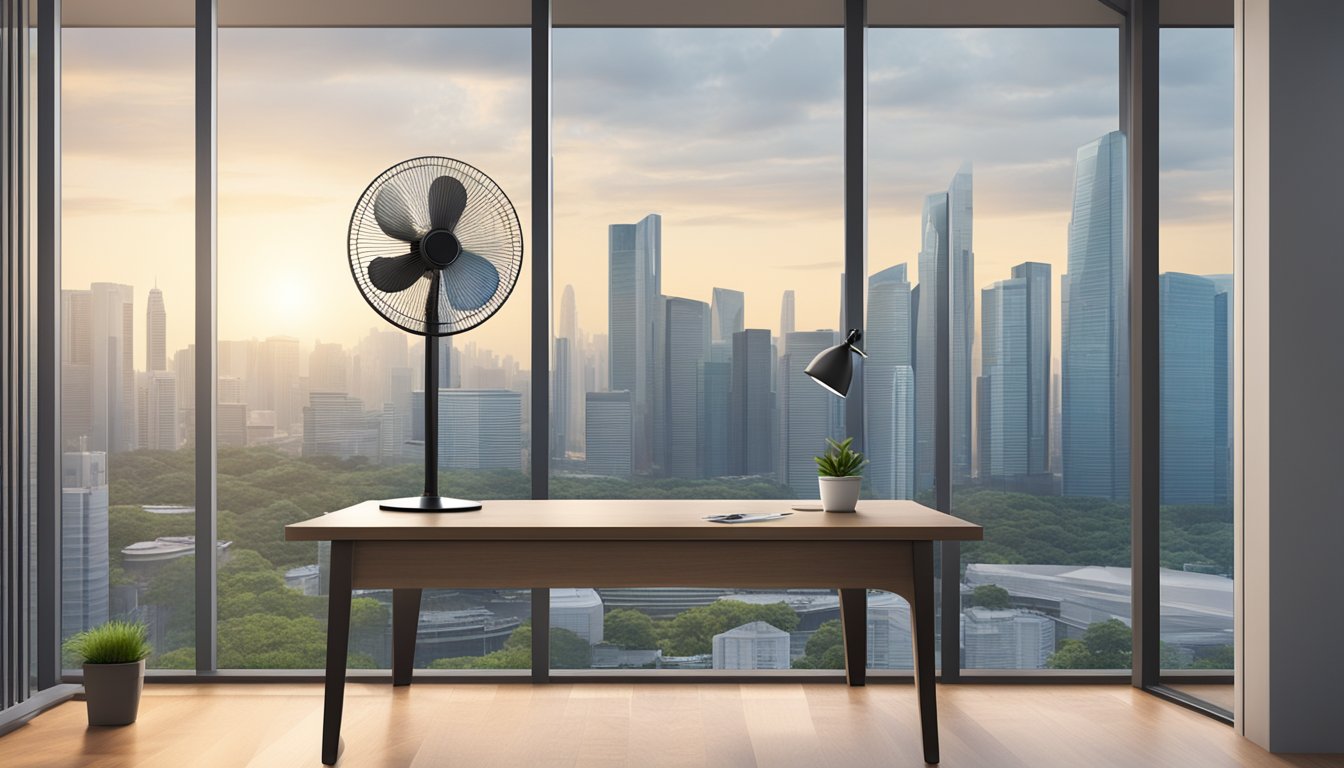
<box><xmin>349</xmin><ymin>157</ymin><xmax>523</xmax><ymax>511</ymax></box>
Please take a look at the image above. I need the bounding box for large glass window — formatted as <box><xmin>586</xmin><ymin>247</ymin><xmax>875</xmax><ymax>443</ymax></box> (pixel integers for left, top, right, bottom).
<box><xmin>60</xmin><ymin>25</ymin><xmax>196</xmax><ymax>670</ymax></box>
<box><xmin>869</xmin><ymin>28</ymin><xmax>1127</xmax><ymax>672</ymax></box>
<box><xmin>1158</xmin><ymin>27</ymin><xmax>1234</xmax><ymax>713</ymax></box>
<box><xmin>550</xmin><ymin>28</ymin><xmax>860</xmax><ymax>672</ymax></box>
<box><xmin>216</xmin><ymin>28</ymin><xmax>532</xmax><ymax>670</ymax></box>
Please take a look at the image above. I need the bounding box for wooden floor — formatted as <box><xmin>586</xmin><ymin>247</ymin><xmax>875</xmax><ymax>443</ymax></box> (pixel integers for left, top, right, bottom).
<box><xmin>2</xmin><ymin>683</ymin><xmax>1341</xmax><ymax>768</ymax></box>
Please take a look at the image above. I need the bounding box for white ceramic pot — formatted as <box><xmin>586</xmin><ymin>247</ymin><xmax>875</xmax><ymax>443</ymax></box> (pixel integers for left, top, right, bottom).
<box><xmin>818</xmin><ymin>476</ymin><xmax>861</xmax><ymax>512</ymax></box>
<box><xmin>84</xmin><ymin>659</ymin><xmax>145</xmax><ymax>726</ymax></box>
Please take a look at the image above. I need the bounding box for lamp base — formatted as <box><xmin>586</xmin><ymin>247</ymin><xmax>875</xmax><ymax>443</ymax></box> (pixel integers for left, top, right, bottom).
<box><xmin>378</xmin><ymin>496</ymin><xmax>482</xmax><ymax>513</ymax></box>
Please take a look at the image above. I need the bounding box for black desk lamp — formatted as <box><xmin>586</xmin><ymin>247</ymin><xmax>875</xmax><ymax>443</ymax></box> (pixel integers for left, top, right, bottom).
<box><xmin>804</xmin><ymin>328</ymin><xmax>867</xmax><ymax>397</ymax></box>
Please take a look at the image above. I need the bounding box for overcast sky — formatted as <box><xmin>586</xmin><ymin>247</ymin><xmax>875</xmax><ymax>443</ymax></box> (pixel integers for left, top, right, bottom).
<box><xmin>59</xmin><ymin>26</ymin><xmax>1232</xmax><ymax>367</ymax></box>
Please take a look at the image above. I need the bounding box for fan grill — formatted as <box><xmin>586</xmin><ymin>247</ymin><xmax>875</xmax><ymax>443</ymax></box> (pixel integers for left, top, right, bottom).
<box><xmin>348</xmin><ymin>156</ymin><xmax>523</xmax><ymax>337</ymax></box>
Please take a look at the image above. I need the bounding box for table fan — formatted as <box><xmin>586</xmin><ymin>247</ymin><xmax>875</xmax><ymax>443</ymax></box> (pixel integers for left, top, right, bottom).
<box><xmin>348</xmin><ymin>157</ymin><xmax>523</xmax><ymax>511</ymax></box>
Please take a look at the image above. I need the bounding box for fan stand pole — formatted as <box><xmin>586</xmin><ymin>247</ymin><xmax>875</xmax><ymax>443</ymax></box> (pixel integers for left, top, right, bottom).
<box><xmin>379</xmin><ymin>273</ymin><xmax>482</xmax><ymax>512</ymax></box>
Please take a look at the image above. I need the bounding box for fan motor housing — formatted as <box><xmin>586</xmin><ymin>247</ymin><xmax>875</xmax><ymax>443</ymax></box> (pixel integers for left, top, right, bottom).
<box><xmin>420</xmin><ymin>229</ymin><xmax>462</xmax><ymax>268</ymax></box>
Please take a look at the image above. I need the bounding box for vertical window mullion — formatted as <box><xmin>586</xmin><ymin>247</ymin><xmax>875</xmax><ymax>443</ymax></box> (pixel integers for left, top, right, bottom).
<box><xmin>195</xmin><ymin>0</ymin><xmax>218</xmax><ymax>674</ymax></box>
<box><xmin>530</xmin><ymin>0</ymin><xmax>552</xmax><ymax>682</ymax></box>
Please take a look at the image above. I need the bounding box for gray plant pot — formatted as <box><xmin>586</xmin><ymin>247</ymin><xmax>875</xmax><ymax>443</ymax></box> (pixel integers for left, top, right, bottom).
<box><xmin>83</xmin><ymin>659</ymin><xmax>145</xmax><ymax>726</ymax></box>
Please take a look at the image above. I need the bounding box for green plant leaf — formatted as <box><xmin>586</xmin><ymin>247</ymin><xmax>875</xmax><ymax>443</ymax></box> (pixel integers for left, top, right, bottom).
<box><xmin>814</xmin><ymin>436</ymin><xmax>866</xmax><ymax>477</ymax></box>
<box><xmin>63</xmin><ymin>620</ymin><xmax>152</xmax><ymax>664</ymax></box>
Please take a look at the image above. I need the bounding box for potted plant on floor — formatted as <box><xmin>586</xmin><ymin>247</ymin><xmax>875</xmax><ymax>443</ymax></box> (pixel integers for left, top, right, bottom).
<box><xmin>815</xmin><ymin>437</ymin><xmax>866</xmax><ymax>512</ymax></box>
<box><xmin>65</xmin><ymin>619</ymin><xmax>152</xmax><ymax>726</ymax></box>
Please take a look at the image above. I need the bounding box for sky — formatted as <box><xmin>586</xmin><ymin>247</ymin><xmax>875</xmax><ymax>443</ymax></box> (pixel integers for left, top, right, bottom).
<box><xmin>59</xmin><ymin>26</ymin><xmax>1232</xmax><ymax>369</ymax></box>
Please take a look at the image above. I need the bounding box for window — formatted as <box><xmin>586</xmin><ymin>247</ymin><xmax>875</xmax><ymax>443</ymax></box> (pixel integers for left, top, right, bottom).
<box><xmin>869</xmin><ymin>27</ymin><xmax>1127</xmax><ymax>672</ymax></box>
<box><xmin>60</xmin><ymin>25</ymin><xmax>196</xmax><ymax>669</ymax></box>
<box><xmin>1158</xmin><ymin>27</ymin><xmax>1234</xmax><ymax>713</ymax></box>
<box><xmin>216</xmin><ymin>27</ymin><xmax>533</xmax><ymax>670</ymax></box>
<box><xmin>549</xmin><ymin>27</ymin><xmax>853</xmax><ymax>672</ymax></box>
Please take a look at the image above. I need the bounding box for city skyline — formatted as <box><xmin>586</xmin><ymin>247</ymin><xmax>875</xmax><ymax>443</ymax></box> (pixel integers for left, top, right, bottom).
<box><xmin>60</xmin><ymin>28</ymin><xmax>1231</xmax><ymax>363</ymax></box>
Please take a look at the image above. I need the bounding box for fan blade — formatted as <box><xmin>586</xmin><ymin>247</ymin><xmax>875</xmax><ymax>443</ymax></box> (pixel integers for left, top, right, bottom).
<box><xmin>441</xmin><ymin>251</ymin><xmax>500</xmax><ymax>311</ymax></box>
<box><xmin>428</xmin><ymin>176</ymin><xmax>468</xmax><ymax>232</ymax></box>
<box><xmin>368</xmin><ymin>252</ymin><xmax>427</xmax><ymax>293</ymax></box>
<box><xmin>374</xmin><ymin>186</ymin><xmax>423</xmax><ymax>242</ymax></box>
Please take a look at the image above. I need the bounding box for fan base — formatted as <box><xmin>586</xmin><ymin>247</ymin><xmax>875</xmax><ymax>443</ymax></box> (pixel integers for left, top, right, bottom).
<box><xmin>379</xmin><ymin>496</ymin><xmax>482</xmax><ymax>513</ymax></box>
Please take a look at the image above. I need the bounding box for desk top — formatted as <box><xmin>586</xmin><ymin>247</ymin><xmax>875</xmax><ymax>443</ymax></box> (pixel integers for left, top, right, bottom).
<box><xmin>285</xmin><ymin>499</ymin><xmax>983</xmax><ymax>542</ymax></box>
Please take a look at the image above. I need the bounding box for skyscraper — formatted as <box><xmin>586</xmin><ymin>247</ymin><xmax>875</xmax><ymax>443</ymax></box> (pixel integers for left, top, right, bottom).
<box><xmin>1209</xmin><ymin>276</ymin><xmax>1232</xmax><ymax>506</ymax></box>
<box><xmin>143</xmin><ymin>370</ymin><xmax>178</xmax><ymax>450</ymax></box>
<box><xmin>1062</xmin><ymin>131</ymin><xmax>1129</xmax><ymax>501</ymax></box>
<box><xmin>308</xmin><ymin>341</ymin><xmax>349</xmax><ymax>394</ymax></box>
<box><xmin>710</xmin><ymin>288</ymin><xmax>745</xmax><ymax>343</ymax></box>
<box><xmin>61</xmin><ymin>452</ymin><xmax>109</xmax><ymax>639</ymax></box>
<box><xmin>779</xmin><ymin>290</ymin><xmax>796</xmax><ymax>350</ymax></box>
<box><xmin>70</xmin><ymin>283</ymin><xmax>136</xmax><ymax>454</ymax></box>
<box><xmin>948</xmin><ymin>164</ymin><xmax>975</xmax><ymax>486</ymax></box>
<box><xmin>558</xmin><ymin>283</ymin><xmax>584</xmax><ymax>452</ymax></box>
<box><xmin>146</xmin><ymin>286</ymin><xmax>166</xmax><ymax>372</ymax></box>
<box><xmin>779</xmin><ymin>330</ymin><xmax>840</xmax><ymax>497</ymax></box>
<box><xmin>701</xmin><ymin>341</ymin><xmax>732</xmax><ymax>478</ymax></box>
<box><xmin>914</xmin><ymin>193</ymin><xmax>948</xmax><ymax>494</ymax></box>
<box><xmin>585</xmin><ymin>391</ymin><xmax>632</xmax><ymax>477</ymax></box>
<box><xmin>552</xmin><ymin>337</ymin><xmax>572</xmax><ymax>459</ymax></box>
<box><xmin>1159</xmin><ymin>272</ymin><xmax>1217</xmax><ymax>504</ymax></box>
<box><xmin>866</xmin><ymin>264</ymin><xmax>916</xmax><ymax>499</ymax></box>
<box><xmin>979</xmin><ymin>262</ymin><xmax>1051</xmax><ymax>488</ymax></box>
<box><xmin>663</xmin><ymin>297</ymin><xmax>709</xmax><ymax>478</ymax></box>
<box><xmin>730</xmin><ymin>329</ymin><xmax>775</xmax><ymax>476</ymax></box>
<box><xmin>258</xmin><ymin>336</ymin><xmax>302</xmax><ymax>435</ymax></box>
<box><xmin>608</xmin><ymin>214</ymin><xmax>661</xmax><ymax>472</ymax></box>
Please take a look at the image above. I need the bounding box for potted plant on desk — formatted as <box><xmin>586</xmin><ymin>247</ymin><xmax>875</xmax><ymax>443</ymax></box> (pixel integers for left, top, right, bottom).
<box><xmin>65</xmin><ymin>619</ymin><xmax>152</xmax><ymax>726</ymax></box>
<box><xmin>815</xmin><ymin>437</ymin><xmax>866</xmax><ymax>512</ymax></box>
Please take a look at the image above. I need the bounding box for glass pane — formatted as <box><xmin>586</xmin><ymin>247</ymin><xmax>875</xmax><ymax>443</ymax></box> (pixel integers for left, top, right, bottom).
<box><xmin>1158</xmin><ymin>28</ymin><xmax>1234</xmax><ymax>713</ymax></box>
<box><xmin>217</xmin><ymin>28</ymin><xmax>531</xmax><ymax>670</ymax></box>
<box><xmin>551</xmin><ymin>28</ymin><xmax>851</xmax><ymax>672</ymax></box>
<box><xmin>60</xmin><ymin>25</ymin><xmax>196</xmax><ymax>669</ymax></box>
<box><xmin>870</xmin><ymin>28</ymin><xmax>1125</xmax><ymax>672</ymax></box>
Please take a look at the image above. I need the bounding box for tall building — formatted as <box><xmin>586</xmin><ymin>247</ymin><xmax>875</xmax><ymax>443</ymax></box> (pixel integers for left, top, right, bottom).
<box><xmin>711</xmin><ymin>288</ymin><xmax>745</xmax><ymax>343</ymax></box>
<box><xmin>914</xmin><ymin>193</ymin><xmax>948</xmax><ymax>494</ymax></box>
<box><xmin>701</xmin><ymin>341</ymin><xmax>732</xmax><ymax>478</ymax></box>
<box><xmin>60</xmin><ymin>291</ymin><xmax>93</xmax><ymax>448</ymax></box>
<box><xmin>258</xmin><ymin>336</ymin><xmax>302</xmax><ymax>435</ymax></box>
<box><xmin>779</xmin><ymin>330</ymin><xmax>840</xmax><ymax>497</ymax></box>
<box><xmin>558</xmin><ymin>284</ymin><xmax>584</xmax><ymax>452</ymax></box>
<box><xmin>142</xmin><ymin>370</ymin><xmax>178</xmax><ymax>451</ymax></box>
<box><xmin>552</xmin><ymin>337</ymin><xmax>572</xmax><ymax>459</ymax></box>
<box><xmin>779</xmin><ymin>290</ymin><xmax>796</xmax><ymax>350</ymax></box>
<box><xmin>866</xmin><ymin>264</ymin><xmax>916</xmax><ymax>499</ymax></box>
<box><xmin>1062</xmin><ymin>131</ymin><xmax>1129</xmax><ymax>500</ymax></box>
<box><xmin>354</xmin><ymin>329</ymin><xmax>409</xmax><ymax>413</ymax></box>
<box><xmin>146</xmin><ymin>286</ymin><xmax>166</xmax><ymax>372</ymax></box>
<box><xmin>61</xmin><ymin>452</ymin><xmax>109</xmax><ymax>640</ymax></box>
<box><xmin>172</xmin><ymin>345</ymin><xmax>195</xmax><ymax>444</ymax></box>
<box><xmin>608</xmin><ymin>214</ymin><xmax>661</xmax><ymax>472</ymax></box>
<box><xmin>1160</xmin><ymin>273</ymin><xmax>1217</xmax><ymax>504</ymax></box>
<box><xmin>979</xmin><ymin>262</ymin><xmax>1051</xmax><ymax>488</ymax></box>
<box><xmin>961</xmin><ymin>608</ymin><xmax>1055</xmax><ymax>669</ymax></box>
<box><xmin>1207</xmin><ymin>275</ymin><xmax>1233</xmax><ymax>506</ymax></box>
<box><xmin>663</xmin><ymin>297</ymin><xmax>709</xmax><ymax>478</ymax></box>
<box><xmin>948</xmin><ymin>163</ymin><xmax>975</xmax><ymax>486</ymax></box>
<box><xmin>585</xmin><ymin>391</ymin><xmax>632</xmax><ymax>477</ymax></box>
<box><xmin>438</xmin><ymin>390</ymin><xmax>523</xmax><ymax>470</ymax></box>
<box><xmin>729</xmin><ymin>329</ymin><xmax>775</xmax><ymax>476</ymax></box>
<box><xmin>308</xmin><ymin>341</ymin><xmax>348</xmax><ymax>394</ymax></box>
<box><xmin>62</xmin><ymin>284</ymin><xmax>136</xmax><ymax>453</ymax></box>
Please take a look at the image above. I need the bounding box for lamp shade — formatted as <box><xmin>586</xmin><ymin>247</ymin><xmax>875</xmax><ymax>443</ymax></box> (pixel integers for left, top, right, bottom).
<box><xmin>804</xmin><ymin>329</ymin><xmax>867</xmax><ymax>398</ymax></box>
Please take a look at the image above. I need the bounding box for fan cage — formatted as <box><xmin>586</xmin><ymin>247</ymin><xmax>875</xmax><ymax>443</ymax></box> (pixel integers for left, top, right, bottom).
<box><xmin>348</xmin><ymin>156</ymin><xmax>524</xmax><ymax>337</ymax></box>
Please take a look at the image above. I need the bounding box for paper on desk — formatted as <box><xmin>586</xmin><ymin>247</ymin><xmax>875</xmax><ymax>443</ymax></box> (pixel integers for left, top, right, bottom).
<box><xmin>706</xmin><ymin>513</ymin><xmax>791</xmax><ymax>524</ymax></box>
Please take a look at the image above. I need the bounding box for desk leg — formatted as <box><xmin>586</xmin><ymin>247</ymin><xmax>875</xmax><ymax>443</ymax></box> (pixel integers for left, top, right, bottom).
<box><xmin>392</xmin><ymin>589</ymin><xmax>422</xmax><ymax>686</ymax></box>
<box><xmin>838</xmin><ymin>588</ymin><xmax>867</xmax><ymax>686</ymax></box>
<box><xmin>322</xmin><ymin>541</ymin><xmax>353</xmax><ymax>766</ymax></box>
<box><xmin>910</xmin><ymin>541</ymin><xmax>939</xmax><ymax>764</ymax></box>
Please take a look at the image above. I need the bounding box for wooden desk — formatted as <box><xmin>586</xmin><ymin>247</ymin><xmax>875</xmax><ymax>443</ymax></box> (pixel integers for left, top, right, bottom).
<box><xmin>286</xmin><ymin>499</ymin><xmax>983</xmax><ymax>766</ymax></box>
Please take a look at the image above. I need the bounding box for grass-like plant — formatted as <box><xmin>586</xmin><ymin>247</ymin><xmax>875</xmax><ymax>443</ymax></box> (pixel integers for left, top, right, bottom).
<box><xmin>814</xmin><ymin>437</ymin><xmax>866</xmax><ymax>477</ymax></box>
<box><xmin>64</xmin><ymin>620</ymin><xmax>152</xmax><ymax>665</ymax></box>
